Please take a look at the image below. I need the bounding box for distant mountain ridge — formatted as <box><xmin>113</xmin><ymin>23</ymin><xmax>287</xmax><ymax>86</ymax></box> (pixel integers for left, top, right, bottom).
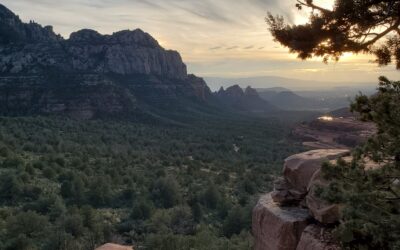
<box><xmin>258</xmin><ymin>89</ymin><xmax>323</xmax><ymax>111</ymax></box>
<box><xmin>205</xmin><ymin>76</ymin><xmax>376</xmax><ymax>92</ymax></box>
<box><xmin>255</xmin><ymin>87</ymin><xmax>368</xmax><ymax>112</ymax></box>
<box><xmin>0</xmin><ymin>4</ymin><xmax>213</xmax><ymax>120</ymax></box>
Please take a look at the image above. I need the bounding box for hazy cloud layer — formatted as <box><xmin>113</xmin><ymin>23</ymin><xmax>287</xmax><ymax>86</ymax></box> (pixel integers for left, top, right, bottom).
<box><xmin>1</xmin><ymin>0</ymin><xmax>395</xmax><ymax>83</ymax></box>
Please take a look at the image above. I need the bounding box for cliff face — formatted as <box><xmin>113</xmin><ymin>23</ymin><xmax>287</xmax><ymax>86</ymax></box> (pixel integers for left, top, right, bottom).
<box><xmin>0</xmin><ymin>8</ymin><xmax>187</xmax><ymax>79</ymax></box>
<box><xmin>66</xmin><ymin>29</ymin><xmax>187</xmax><ymax>78</ymax></box>
<box><xmin>0</xmin><ymin>4</ymin><xmax>211</xmax><ymax>119</ymax></box>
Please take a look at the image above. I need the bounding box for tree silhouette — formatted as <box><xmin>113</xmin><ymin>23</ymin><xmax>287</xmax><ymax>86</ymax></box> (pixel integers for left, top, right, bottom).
<box><xmin>267</xmin><ymin>1</ymin><xmax>400</xmax><ymax>67</ymax></box>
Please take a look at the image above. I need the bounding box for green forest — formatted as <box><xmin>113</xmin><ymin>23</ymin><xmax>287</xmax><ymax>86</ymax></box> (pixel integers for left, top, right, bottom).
<box><xmin>0</xmin><ymin>114</ymin><xmax>304</xmax><ymax>250</ymax></box>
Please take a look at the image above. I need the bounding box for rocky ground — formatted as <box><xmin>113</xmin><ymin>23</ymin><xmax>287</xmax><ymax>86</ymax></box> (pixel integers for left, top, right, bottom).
<box><xmin>292</xmin><ymin>112</ymin><xmax>376</xmax><ymax>149</ymax></box>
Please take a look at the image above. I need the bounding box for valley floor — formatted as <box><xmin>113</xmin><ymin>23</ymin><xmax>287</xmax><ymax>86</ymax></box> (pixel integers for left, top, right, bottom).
<box><xmin>0</xmin><ymin>114</ymin><xmax>304</xmax><ymax>250</ymax></box>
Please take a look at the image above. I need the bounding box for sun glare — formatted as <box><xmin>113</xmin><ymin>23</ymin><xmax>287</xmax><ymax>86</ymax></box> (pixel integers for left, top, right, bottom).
<box><xmin>318</xmin><ymin>116</ymin><xmax>334</xmax><ymax>121</ymax></box>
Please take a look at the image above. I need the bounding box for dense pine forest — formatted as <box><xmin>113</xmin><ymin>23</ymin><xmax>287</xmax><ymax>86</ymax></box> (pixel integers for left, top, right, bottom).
<box><xmin>0</xmin><ymin>114</ymin><xmax>304</xmax><ymax>250</ymax></box>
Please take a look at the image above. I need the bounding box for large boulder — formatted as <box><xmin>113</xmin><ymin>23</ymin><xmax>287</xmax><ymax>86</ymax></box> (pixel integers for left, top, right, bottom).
<box><xmin>306</xmin><ymin>169</ymin><xmax>342</xmax><ymax>224</ymax></box>
<box><xmin>296</xmin><ymin>225</ymin><xmax>340</xmax><ymax>250</ymax></box>
<box><xmin>283</xmin><ymin>149</ymin><xmax>349</xmax><ymax>195</ymax></box>
<box><xmin>253</xmin><ymin>193</ymin><xmax>311</xmax><ymax>250</ymax></box>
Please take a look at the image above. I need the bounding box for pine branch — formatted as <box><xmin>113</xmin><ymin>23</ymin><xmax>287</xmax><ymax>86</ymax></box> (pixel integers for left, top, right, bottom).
<box><xmin>362</xmin><ymin>18</ymin><xmax>400</xmax><ymax>48</ymax></box>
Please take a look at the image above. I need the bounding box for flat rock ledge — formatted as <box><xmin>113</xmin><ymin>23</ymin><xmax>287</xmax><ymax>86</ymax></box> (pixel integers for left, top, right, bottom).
<box><xmin>95</xmin><ymin>243</ymin><xmax>133</xmax><ymax>250</ymax></box>
<box><xmin>283</xmin><ymin>149</ymin><xmax>349</xmax><ymax>195</ymax></box>
<box><xmin>252</xmin><ymin>193</ymin><xmax>311</xmax><ymax>250</ymax></box>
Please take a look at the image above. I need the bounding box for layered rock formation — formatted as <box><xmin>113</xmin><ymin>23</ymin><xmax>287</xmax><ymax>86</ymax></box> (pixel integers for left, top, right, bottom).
<box><xmin>215</xmin><ymin>85</ymin><xmax>277</xmax><ymax>112</ymax></box>
<box><xmin>253</xmin><ymin>149</ymin><xmax>350</xmax><ymax>250</ymax></box>
<box><xmin>0</xmin><ymin>4</ymin><xmax>212</xmax><ymax>119</ymax></box>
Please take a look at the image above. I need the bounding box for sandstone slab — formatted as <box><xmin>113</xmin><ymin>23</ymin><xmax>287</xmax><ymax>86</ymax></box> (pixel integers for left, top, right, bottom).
<box><xmin>283</xmin><ymin>149</ymin><xmax>349</xmax><ymax>194</ymax></box>
<box><xmin>95</xmin><ymin>243</ymin><xmax>133</xmax><ymax>250</ymax></box>
<box><xmin>253</xmin><ymin>193</ymin><xmax>311</xmax><ymax>250</ymax></box>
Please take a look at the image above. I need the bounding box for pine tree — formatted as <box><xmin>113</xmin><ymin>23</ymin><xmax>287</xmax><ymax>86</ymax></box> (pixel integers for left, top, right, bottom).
<box><xmin>267</xmin><ymin>1</ymin><xmax>400</xmax><ymax>248</ymax></box>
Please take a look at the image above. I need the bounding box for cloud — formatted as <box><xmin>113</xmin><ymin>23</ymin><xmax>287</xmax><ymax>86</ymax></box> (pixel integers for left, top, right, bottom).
<box><xmin>138</xmin><ymin>0</ymin><xmax>164</xmax><ymax>8</ymax></box>
<box><xmin>243</xmin><ymin>45</ymin><xmax>255</xmax><ymax>50</ymax></box>
<box><xmin>209</xmin><ymin>46</ymin><xmax>223</xmax><ymax>50</ymax></box>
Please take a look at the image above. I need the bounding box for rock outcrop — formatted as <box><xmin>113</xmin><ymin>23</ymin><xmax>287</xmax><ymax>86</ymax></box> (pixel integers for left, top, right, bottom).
<box><xmin>0</xmin><ymin>4</ymin><xmax>213</xmax><ymax>119</ymax></box>
<box><xmin>283</xmin><ymin>149</ymin><xmax>349</xmax><ymax>196</ymax></box>
<box><xmin>253</xmin><ymin>193</ymin><xmax>311</xmax><ymax>250</ymax></box>
<box><xmin>253</xmin><ymin>149</ymin><xmax>349</xmax><ymax>250</ymax></box>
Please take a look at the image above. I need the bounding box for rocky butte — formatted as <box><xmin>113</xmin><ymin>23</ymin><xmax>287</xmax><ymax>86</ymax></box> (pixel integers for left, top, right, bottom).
<box><xmin>215</xmin><ymin>85</ymin><xmax>277</xmax><ymax>113</ymax></box>
<box><xmin>0</xmin><ymin>4</ymin><xmax>212</xmax><ymax>120</ymax></box>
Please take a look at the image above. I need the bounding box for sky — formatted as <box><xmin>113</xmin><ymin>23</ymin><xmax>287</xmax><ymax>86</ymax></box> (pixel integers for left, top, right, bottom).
<box><xmin>2</xmin><ymin>0</ymin><xmax>398</xmax><ymax>84</ymax></box>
